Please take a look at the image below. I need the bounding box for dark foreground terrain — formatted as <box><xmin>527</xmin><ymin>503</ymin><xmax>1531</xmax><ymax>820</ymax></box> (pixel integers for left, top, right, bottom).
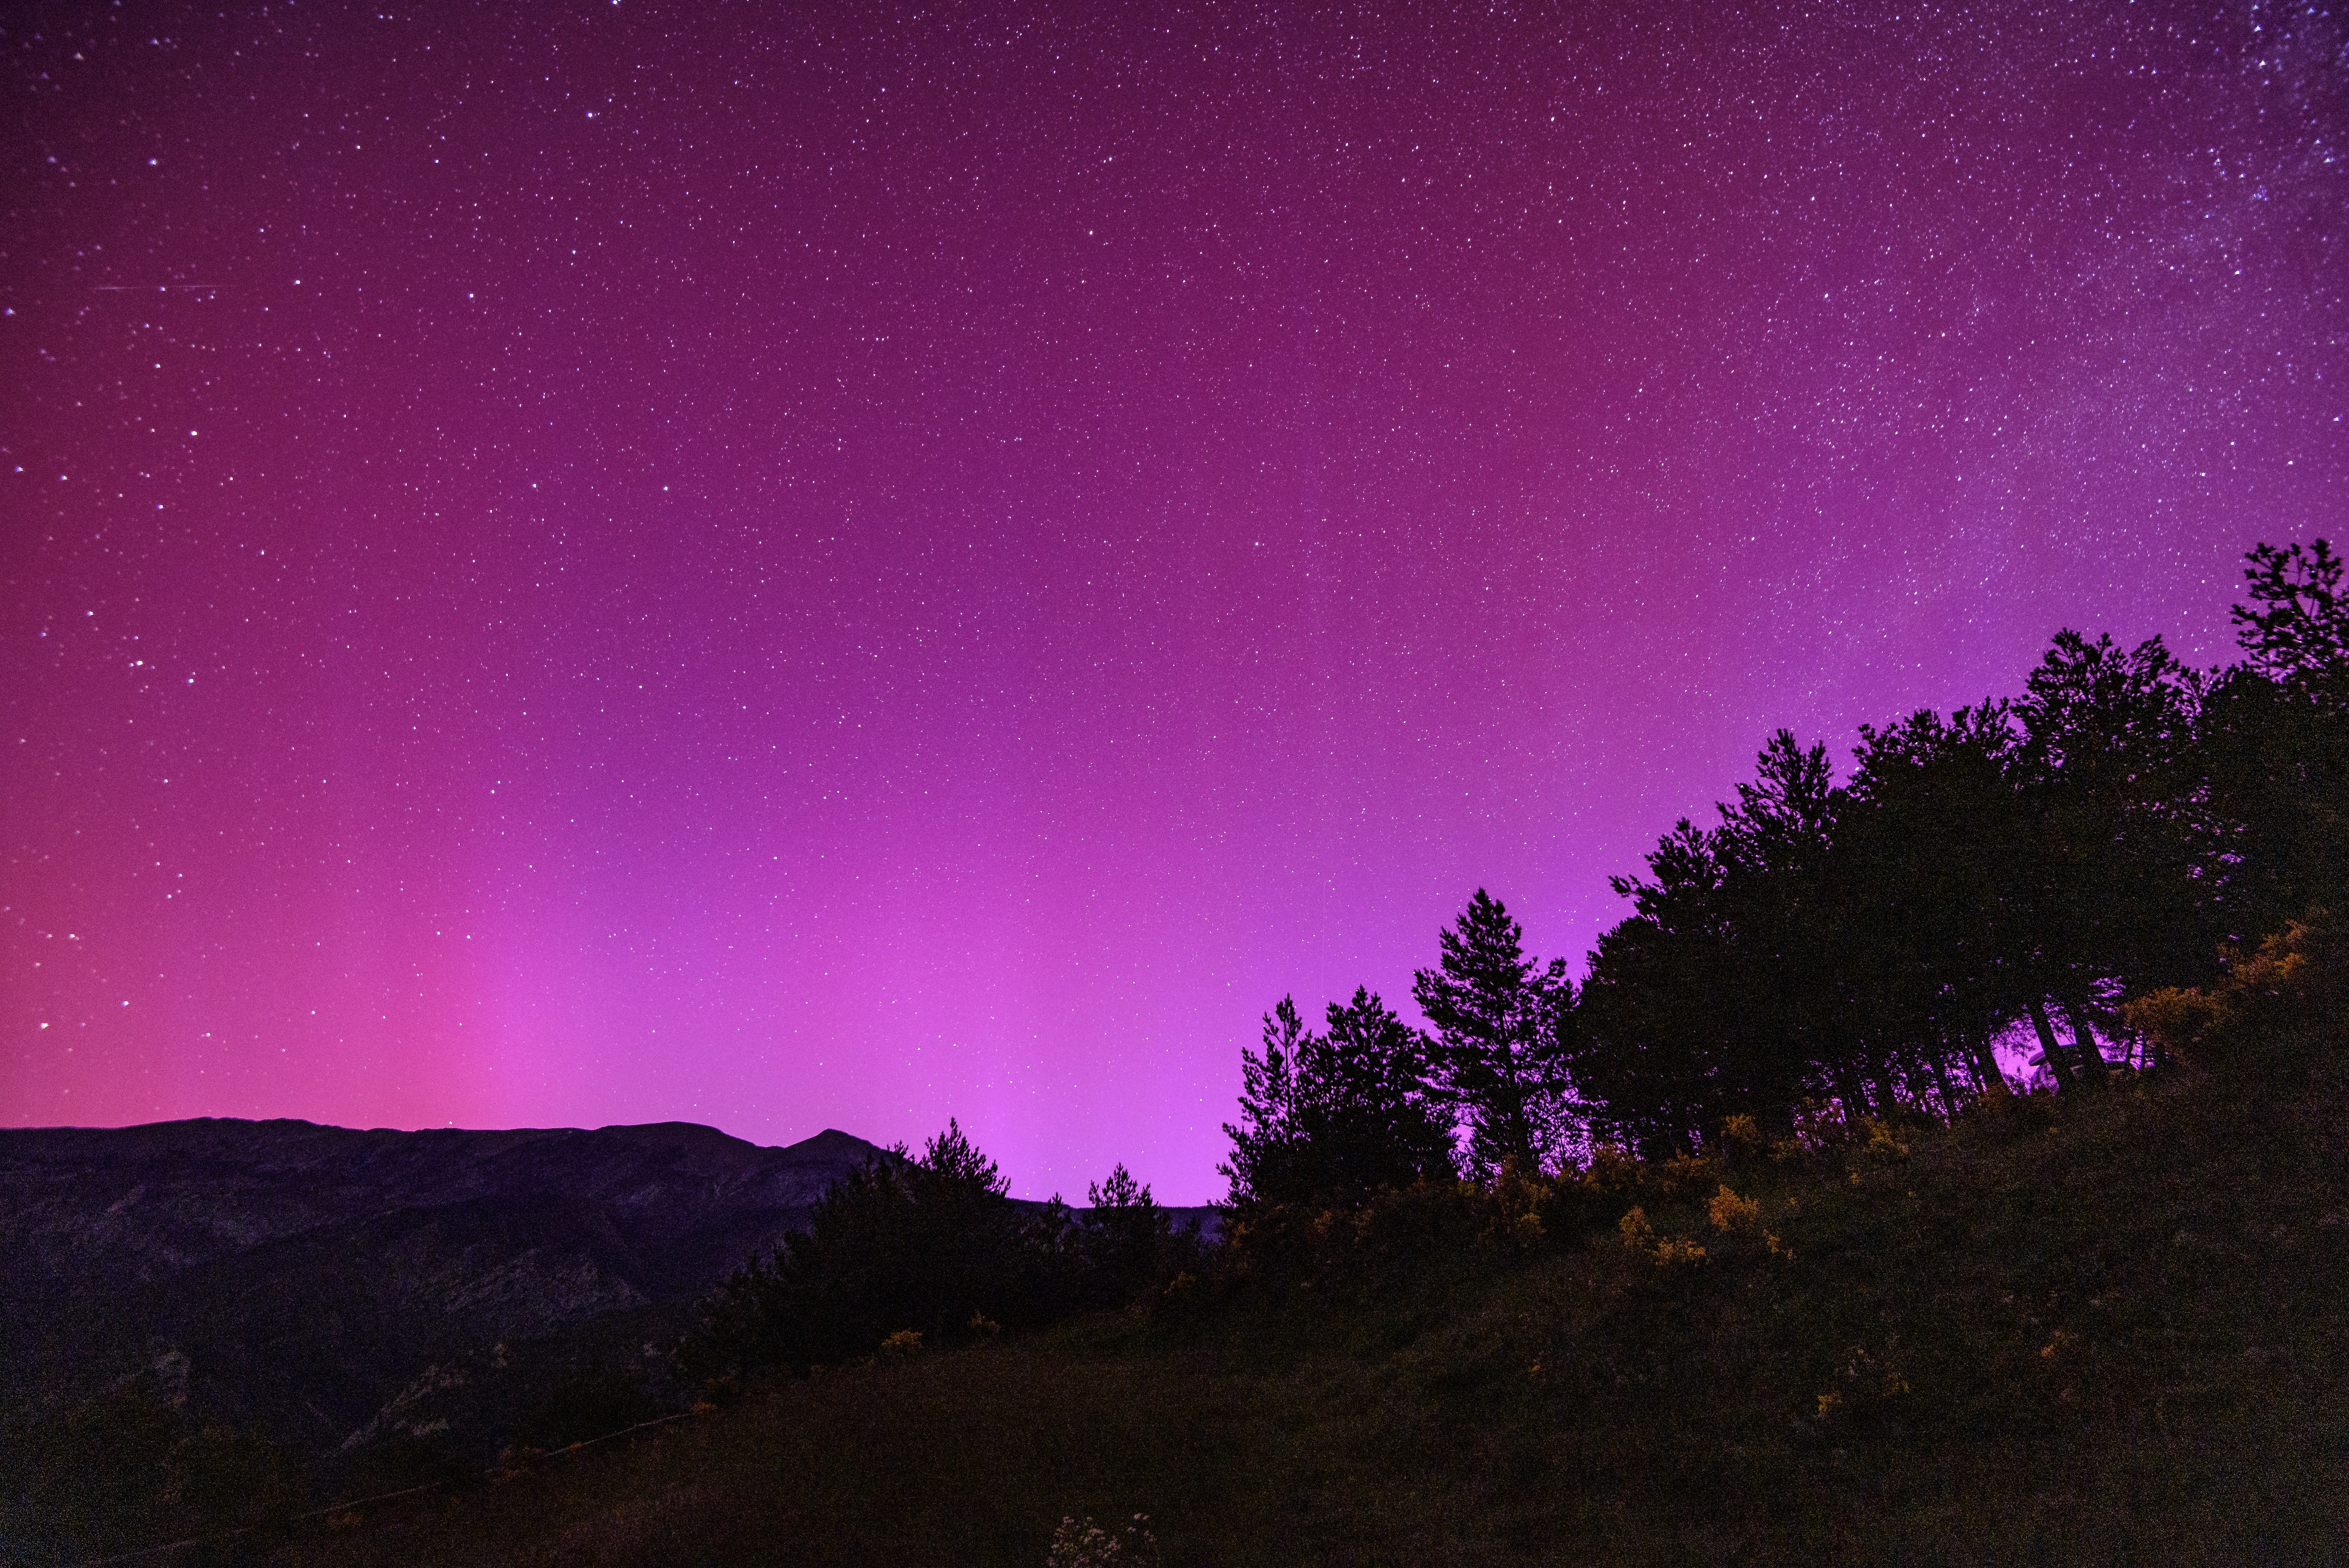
<box><xmin>21</xmin><ymin>1053</ymin><xmax>2344</xmax><ymax>1568</ymax></box>
<box><xmin>0</xmin><ymin>1117</ymin><xmax>893</xmax><ymax>1550</ymax></box>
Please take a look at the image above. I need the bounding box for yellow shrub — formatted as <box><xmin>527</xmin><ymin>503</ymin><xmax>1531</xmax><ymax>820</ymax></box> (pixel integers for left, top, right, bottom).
<box><xmin>1707</xmin><ymin>1184</ymin><xmax>1761</xmax><ymax>1236</ymax></box>
<box><xmin>2123</xmin><ymin>985</ymin><xmax>2225</xmax><ymax>1067</ymax></box>
<box><xmin>1585</xmin><ymin>1144</ymin><xmax>1643</xmax><ymax>1192</ymax></box>
<box><xmin>1465</xmin><ymin>1160</ymin><xmax>1552</xmax><ymax>1251</ymax></box>
<box><xmin>1619</xmin><ymin>1205</ymin><xmax>1705</xmax><ymax>1265</ymax></box>
<box><xmin>1655</xmin><ymin>1152</ymin><xmax>1716</xmax><ymax>1194</ymax></box>
<box><xmin>2121</xmin><ymin>909</ymin><xmax>2345</xmax><ymax>1072</ymax></box>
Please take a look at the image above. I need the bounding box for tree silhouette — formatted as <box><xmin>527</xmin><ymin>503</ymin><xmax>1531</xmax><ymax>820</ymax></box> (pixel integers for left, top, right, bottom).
<box><xmin>2232</xmin><ymin>539</ymin><xmax>2349</xmax><ymax>690</ymax></box>
<box><xmin>680</xmin><ymin>1119</ymin><xmax>1042</xmax><ymax>1374</ymax></box>
<box><xmin>2205</xmin><ymin>540</ymin><xmax>2349</xmax><ymax>934</ymax></box>
<box><xmin>1078</xmin><ymin>1163</ymin><xmax>1183</xmax><ymax>1306</ymax></box>
<box><xmin>2012</xmin><ymin>630</ymin><xmax>2214</xmax><ymax>1082</ymax></box>
<box><xmin>1221</xmin><ymin>989</ymin><xmax>1455</xmax><ymax>1206</ymax></box>
<box><xmin>1840</xmin><ymin>703</ymin><xmax>2032</xmax><ymax>1099</ymax></box>
<box><xmin>1414</xmin><ymin>891</ymin><xmax>1577</xmax><ymax>1176</ymax></box>
<box><xmin>1230</xmin><ymin>538</ymin><xmax>2348</xmax><ymax>1180</ymax></box>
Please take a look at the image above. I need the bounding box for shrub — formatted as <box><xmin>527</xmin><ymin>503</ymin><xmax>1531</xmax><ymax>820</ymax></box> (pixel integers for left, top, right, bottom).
<box><xmin>1477</xmin><ymin>1159</ymin><xmax>1550</xmax><ymax>1251</ymax></box>
<box><xmin>1860</xmin><ymin>1117</ymin><xmax>1911</xmax><ymax>1159</ymax></box>
<box><xmin>1048</xmin><ymin>1513</ymin><xmax>1160</xmax><ymax>1568</ymax></box>
<box><xmin>1719</xmin><ymin>1113</ymin><xmax>1766</xmax><ymax>1163</ymax></box>
<box><xmin>1654</xmin><ymin>1151</ymin><xmax>1719</xmax><ymax>1194</ymax></box>
<box><xmin>1618</xmin><ymin>1202</ymin><xmax>1707</xmax><ymax>1266</ymax></box>
<box><xmin>1706</xmin><ymin>1184</ymin><xmax>1761</xmax><ymax>1238</ymax></box>
<box><xmin>2124</xmin><ymin>908</ymin><xmax>2345</xmax><ymax>1075</ymax></box>
<box><xmin>682</xmin><ymin>1121</ymin><xmax>1057</xmax><ymax>1375</ymax></box>
<box><xmin>1584</xmin><ymin>1142</ymin><xmax>1645</xmax><ymax>1192</ymax></box>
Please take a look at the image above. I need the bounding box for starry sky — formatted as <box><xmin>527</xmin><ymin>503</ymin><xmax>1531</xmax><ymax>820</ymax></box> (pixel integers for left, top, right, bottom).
<box><xmin>4</xmin><ymin>0</ymin><xmax>2344</xmax><ymax>1200</ymax></box>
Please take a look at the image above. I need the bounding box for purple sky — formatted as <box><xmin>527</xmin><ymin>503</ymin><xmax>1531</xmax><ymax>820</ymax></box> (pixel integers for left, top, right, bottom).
<box><xmin>5</xmin><ymin>0</ymin><xmax>2344</xmax><ymax>1201</ymax></box>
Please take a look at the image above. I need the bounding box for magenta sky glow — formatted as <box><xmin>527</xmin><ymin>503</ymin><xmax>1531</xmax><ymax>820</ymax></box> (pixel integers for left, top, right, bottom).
<box><xmin>5</xmin><ymin>1</ymin><xmax>2344</xmax><ymax>1200</ymax></box>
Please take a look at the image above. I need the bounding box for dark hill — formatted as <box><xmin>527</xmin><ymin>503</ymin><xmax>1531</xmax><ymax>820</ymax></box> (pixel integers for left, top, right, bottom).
<box><xmin>0</xmin><ymin>1117</ymin><xmax>893</xmax><ymax>1463</ymax></box>
<box><xmin>179</xmin><ymin>1063</ymin><xmax>2349</xmax><ymax>1568</ymax></box>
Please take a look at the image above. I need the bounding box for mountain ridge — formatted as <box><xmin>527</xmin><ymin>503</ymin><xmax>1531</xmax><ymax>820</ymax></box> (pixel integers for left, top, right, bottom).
<box><xmin>0</xmin><ymin>1117</ymin><xmax>898</xmax><ymax>1461</ymax></box>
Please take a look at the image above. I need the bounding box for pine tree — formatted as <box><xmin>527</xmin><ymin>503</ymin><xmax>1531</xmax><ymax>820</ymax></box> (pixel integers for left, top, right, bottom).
<box><xmin>1219</xmin><ymin>990</ymin><xmax>1455</xmax><ymax>1206</ymax></box>
<box><xmin>1413</xmin><ymin>891</ymin><xmax>1577</xmax><ymax>1178</ymax></box>
<box><xmin>1081</xmin><ymin>1164</ymin><xmax>1178</xmax><ymax>1304</ymax></box>
<box><xmin>679</xmin><ymin>1119</ymin><xmax>1035</xmax><ymax>1374</ymax></box>
<box><xmin>2204</xmin><ymin>540</ymin><xmax>2349</xmax><ymax>933</ymax></box>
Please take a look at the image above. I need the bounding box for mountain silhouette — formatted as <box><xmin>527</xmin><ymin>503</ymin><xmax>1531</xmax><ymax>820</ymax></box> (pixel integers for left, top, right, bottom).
<box><xmin>0</xmin><ymin>1118</ymin><xmax>895</xmax><ymax>1456</ymax></box>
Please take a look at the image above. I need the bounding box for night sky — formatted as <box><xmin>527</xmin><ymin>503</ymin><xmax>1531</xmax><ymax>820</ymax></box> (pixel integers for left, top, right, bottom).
<box><xmin>5</xmin><ymin>1</ymin><xmax>2343</xmax><ymax>1200</ymax></box>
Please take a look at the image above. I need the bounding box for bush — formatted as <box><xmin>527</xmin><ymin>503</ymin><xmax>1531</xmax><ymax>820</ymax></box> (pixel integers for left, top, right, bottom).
<box><xmin>681</xmin><ymin>1128</ymin><xmax>1201</xmax><ymax>1378</ymax></box>
<box><xmin>679</xmin><ymin>1121</ymin><xmax>1036</xmax><ymax>1375</ymax></box>
<box><xmin>1047</xmin><ymin>1513</ymin><xmax>1160</xmax><ymax>1568</ymax></box>
<box><xmin>2124</xmin><ymin>908</ymin><xmax>2345</xmax><ymax>1076</ymax></box>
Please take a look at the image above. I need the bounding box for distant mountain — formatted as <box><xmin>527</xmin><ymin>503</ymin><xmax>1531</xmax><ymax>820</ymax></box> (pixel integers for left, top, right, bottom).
<box><xmin>0</xmin><ymin>1118</ymin><xmax>893</xmax><ymax>1459</ymax></box>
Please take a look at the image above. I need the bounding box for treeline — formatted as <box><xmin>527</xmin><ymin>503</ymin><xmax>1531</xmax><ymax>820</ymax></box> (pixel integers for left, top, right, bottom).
<box><xmin>679</xmin><ymin>1123</ymin><xmax>1201</xmax><ymax>1378</ymax></box>
<box><xmin>1232</xmin><ymin>539</ymin><xmax>2346</xmax><ymax>1193</ymax></box>
<box><xmin>690</xmin><ymin>540</ymin><xmax>2345</xmax><ymax>1370</ymax></box>
<box><xmin>1575</xmin><ymin>538</ymin><xmax>2345</xmax><ymax>1150</ymax></box>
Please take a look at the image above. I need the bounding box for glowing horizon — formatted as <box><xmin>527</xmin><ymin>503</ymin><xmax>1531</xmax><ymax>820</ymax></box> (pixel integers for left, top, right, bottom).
<box><xmin>6</xmin><ymin>0</ymin><xmax>2343</xmax><ymax>1201</ymax></box>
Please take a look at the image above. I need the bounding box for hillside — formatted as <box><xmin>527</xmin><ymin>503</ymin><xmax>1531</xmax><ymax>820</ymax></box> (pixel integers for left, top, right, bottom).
<box><xmin>0</xmin><ymin>1118</ymin><xmax>891</xmax><ymax>1313</ymax></box>
<box><xmin>0</xmin><ymin>1116</ymin><xmax>895</xmax><ymax>1530</ymax></box>
<box><xmin>68</xmin><ymin>1057</ymin><xmax>2345</xmax><ymax>1568</ymax></box>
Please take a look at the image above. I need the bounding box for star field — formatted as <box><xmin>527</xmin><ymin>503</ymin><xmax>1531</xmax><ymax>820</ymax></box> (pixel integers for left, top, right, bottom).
<box><xmin>4</xmin><ymin>0</ymin><xmax>2344</xmax><ymax>1199</ymax></box>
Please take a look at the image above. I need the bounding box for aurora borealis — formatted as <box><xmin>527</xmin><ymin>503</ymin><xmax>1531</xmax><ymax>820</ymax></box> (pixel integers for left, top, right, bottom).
<box><xmin>5</xmin><ymin>0</ymin><xmax>2343</xmax><ymax>1199</ymax></box>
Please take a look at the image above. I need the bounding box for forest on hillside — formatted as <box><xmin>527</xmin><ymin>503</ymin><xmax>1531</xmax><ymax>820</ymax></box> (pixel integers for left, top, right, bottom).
<box><xmin>1237</xmin><ymin>536</ymin><xmax>2349</xmax><ymax>1181</ymax></box>
<box><xmin>683</xmin><ymin>538</ymin><xmax>2348</xmax><ymax>1377</ymax></box>
<box><xmin>14</xmin><ymin>541</ymin><xmax>2345</xmax><ymax>1566</ymax></box>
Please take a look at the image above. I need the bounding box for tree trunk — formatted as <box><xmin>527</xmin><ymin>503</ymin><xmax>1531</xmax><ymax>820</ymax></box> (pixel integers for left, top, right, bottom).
<box><xmin>1870</xmin><ymin>1068</ymin><xmax>1900</xmax><ymax>1119</ymax></box>
<box><xmin>2060</xmin><ymin>996</ymin><xmax>2108</xmax><ymax>1089</ymax></box>
<box><xmin>1830</xmin><ymin>1061</ymin><xmax>1869</xmax><ymax>1127</ymax></box>
<box><xmin>1893</xmin><ymin>1054</ymin><xmax>1927</xmax><ymax>1117</ymax></box>
<box><xmin>1924</xmin><ymin>1049</ymin><xmax>1959</xmax><ymax>1119</ymax></box>
<box><xmin>2028</xmin><ymin>998</ymin><xmax>2078</xmax><ymax>1092</ymax></box>
<box><xmin>1969</xmin><ymin>1027</ymin><xmax>2010</xmax><ymax>1098</ymax></box>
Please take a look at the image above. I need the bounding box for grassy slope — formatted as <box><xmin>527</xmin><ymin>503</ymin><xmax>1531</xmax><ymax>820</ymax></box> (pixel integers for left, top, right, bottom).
<box><xmin>249</xmin><ymin>1067</ymin><xmax>2347</xmax><ymax>1565</ymax></box>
